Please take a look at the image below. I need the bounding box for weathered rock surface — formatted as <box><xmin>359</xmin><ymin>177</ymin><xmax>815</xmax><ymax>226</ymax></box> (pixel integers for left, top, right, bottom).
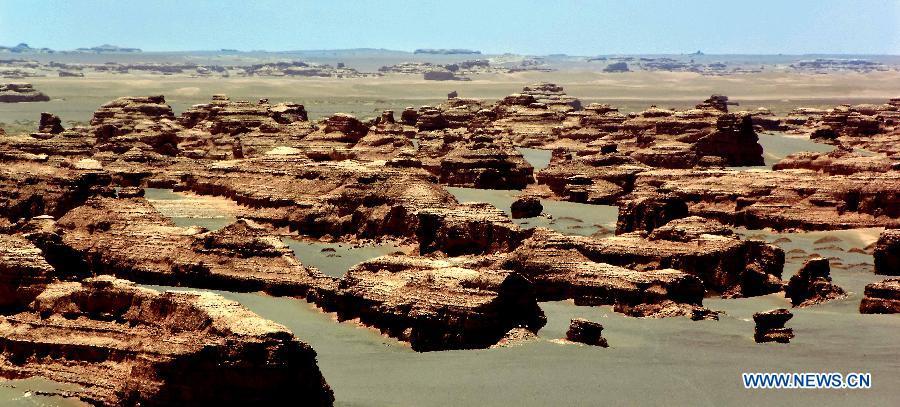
<box><xmin>326</xmin><ymin>255</ymin><xmax>546</xmax><ymax>351</ymax></box>
<box><xmin>0</xmin><ymin>234</ymin><xmax>53</xmax><ymax>311</ymax></box>
<box><xmin>785</xmin><ymin>257</ymin><xmax>847</xmax><ymax>307</ymax></box>
<box><xmin>510</xmin><ymin>196</ymin><xmax>542</xmax><ymax>219</ymax></box>
<box><xmin>56</xmin><ymin>197</ymin><xmax>336</xmax><ymax>297</ymax></box>
<box><xmin>178</xmin><ymin>95</ymin><xmax>312</xmax><ymax>159</ymax></box>
<box><xmin>501</xmin><ymin>229</ymin><xmax>710</xmax><ymax>318</ymax></box>
<box><xmin>773</xmin><ymin>150</ymin><xmax>896</xmax><ymax>175</ymax></box>
<box><xmin>753</xmin><ymin>308</ymin><xmax>794</xmax><ymax>343</ymax></box>
<box><xmin>0</xmin><ymin>83</ymin><xmax>49</xmax><ymax>102</ymax></box>
<box><xmin>859</xmin><ymin>279</ymin><xmax>900</xmax><ymax>314</ymax></box>
<box><xmin>626</xmin><ymin>168</ymin><xmax>900</xmax><ymax>231</ymax></box>
<box><xmin>0</xmin><ymin>162</ymin><xmax>112</xmax><ymax>222</ymax></box>
<box><xmin>784</xmin><ymin>99</ymin><xmax>900</xmax><ymax>158</ymax></box>
<box><xmin>509</xmin><ymin>217</ymin><xmax>784</xmax><ymax>298</ymax></box>
<box><xmin>566</xmin><ymin>318</ymin><xmax>609</xmax><ymax>347</ymax></box>
<box><xmin>0</xmin><ymin>276</ymin><xmax>334</xmax><ymax>406</ymax></box>
<box><xmin>90</xmin><ymin>95</ymin><xmax>181</xmax><ymax>155</ymax></box>
<box><xmin>874</xmin><ymin>229</ymin><xmax>900</xmax><ymax>275</ymax></box>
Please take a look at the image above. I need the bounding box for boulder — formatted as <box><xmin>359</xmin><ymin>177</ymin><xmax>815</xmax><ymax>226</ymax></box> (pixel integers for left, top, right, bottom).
<box><xmin>566</xmin><ymin>318</ymin><xmax>609</xmax><ymax>347</ymax></box>
<box><xmin>753</xmin><ymin>308</ymin><xmax>794</xmax><ymax>343</ymax></box>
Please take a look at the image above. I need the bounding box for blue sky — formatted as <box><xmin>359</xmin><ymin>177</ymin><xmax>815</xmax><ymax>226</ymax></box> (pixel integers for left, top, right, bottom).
<box><xmin>1</xmin><ymin>0</ymin><xmax>898</xmax><ymax>54</ymax></box>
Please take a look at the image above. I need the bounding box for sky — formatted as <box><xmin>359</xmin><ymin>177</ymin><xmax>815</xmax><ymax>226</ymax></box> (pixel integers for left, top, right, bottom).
<box><xmin>1</xmin><ymin>0</ymin><xmax>898</xmax><ymax>55</ymax></box>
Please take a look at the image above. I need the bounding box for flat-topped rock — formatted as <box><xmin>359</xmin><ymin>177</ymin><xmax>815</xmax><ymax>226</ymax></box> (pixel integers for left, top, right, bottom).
<box><xmin>501</xmin><ymin>228</ymin><xmax>711</xmax><ymax>318</ymax></box>
<box><xmin>0</xmin><ymin>276</ymin><xmax>334</xmax><ymax>406</ymax></box>
<box><xmin>511</xmin><ymin>221</ymin><xmax>784</xmax><ymax>298</ymax></box>
<box><xmin>56</xmin><ymin>196</ymin><xmax>335</xmax><ymax>298</ymax></box>
<box><xmin>90</xmin><ymin>95</ymin><xmax>180</xmax><ymax>155</ymax></box>
<box><xmin>859</xmin><ymin>279</ymin><xmax>900</xmax><ymax>314</ymax></box>
<box><xmin>0</xmin><ymin>83</ymin><xmax>49</xmax><ymax>103</ymax></box>
<box><xmin>329</xmin><ymin>255</ymin><xmax>546</xmax><ymax>351</ymax></box>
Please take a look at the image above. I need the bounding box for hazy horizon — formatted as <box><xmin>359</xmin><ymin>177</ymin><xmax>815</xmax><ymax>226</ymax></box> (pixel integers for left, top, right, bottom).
<box><xmin>1</xmin><ymin>0</ymin><xmax>898</xmax><ymax>55</ymax></box>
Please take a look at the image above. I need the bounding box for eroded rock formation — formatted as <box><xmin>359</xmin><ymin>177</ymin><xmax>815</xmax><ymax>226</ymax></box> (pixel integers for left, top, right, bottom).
<box><xmin>785</xmin><ymin>257</ymin><xmax>847</xmax><ymax>307</ymax></box>
<box><xmin>753</xmin><ymin>309</ymin><xmax>794</xmax><ymax>343</ymax></box>
<box><xmin>326</xmin><ymin>255</ymin><xmax>547</xmax><ymax>351</ymax></box>
<box><xmin>0</xmin><ymin>276</ymin><xmax>334</xmax><ymax>406</ymax></box>
<box><xmin>874</xmin><ymin>229</ymin><xmax>900</xmax><ymax>275</ymax></box>
<box><xmin>859</xmin><ymin>279</ymin><xmax>900</xmax><ymax>314</ymax></box>
<box><xmin>566</xmin><ymin>318</ymin><xmax>609</xmax><ymax>347</ymax></box>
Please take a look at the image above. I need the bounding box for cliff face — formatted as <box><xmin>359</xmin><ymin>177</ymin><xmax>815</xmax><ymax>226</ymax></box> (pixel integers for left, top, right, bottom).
<box><xmin>0</xmin><ymin>276</ymin><xmax>334</xmax><ymax>406</ymax></box>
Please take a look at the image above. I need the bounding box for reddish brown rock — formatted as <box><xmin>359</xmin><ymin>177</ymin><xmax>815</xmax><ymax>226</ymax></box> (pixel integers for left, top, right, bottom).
<box><xmin>511</xmin><ymin>217</ymin><xmax>784</xmax><ymax>298</ymax></box>
<box><xmin>627</xmin><ymin>168</ymin><xmax>900</xmax><ymax>231</ymax></box>
<box><xmin>91</xmin><ymin>96</ymin><xmax>181</xmax><ymax>155</ymax></box>
<box><xmin>784</xmin><ymin>99</ymin><xmax>900</xmax><ymax>157</ymax></box>
<box><xmin>178</xmin><ymin>95</ymin><xmax>313</xmax><ymax>159</ymax></box>
<box><xmin>566</xmin><ymin>318</ymin><xmax>609</xmax><ymax>347</ymax></box>
<box><xmin>0</xmin><ymin>276</ymin><xmax>334</xmax><ymax>406</ymax></box>
<box><xmin>0</xmin><ymin>234</ymin><xmax>53</xmax><ymax>311</ymax></box>
<box><xmin>37</xmin><ymin>112</ymin><xmax>64</xmax><ymax>134</ymax></box>
<box><xmin>501</xmin><ymin>228</ymin><xmax>710</xmax><ymax>318</ymax></box>
<box><xmin>0</xmin><ymin>162</ymin><xmax>112</xmax><ymax>222</ymax></box>
<box><xmin>417</xmin><ymin>129</ymin><xmax>534</xmax><ymax>189</ymax></box>
<box><xmin>859</xmin><ymin>279</ymin><xmax>900</xmax><ymax>314</ymax></box>
<box><xmin>56</xmin><ymin>197</ymin><xmax>336</xmax><ymax>298</ymax></box>
<box><xmin>874</xmin><ymin>229</ymin><xmax>900</xmax><ymax>275</ymax></box>
<box><xmin>510</xmin><ymin>196</ymin><xmax>542</xmax><ymax>219</ymax></box>
<box><xmin>326</xmin><ymin>255</ymin><xmax>546</xmax><ymax>351</ymax></box>
<box><xmin>753</xmin><ymin>308</ymin><xmax>794</xmax><ymax>343</ymax></box>
<box><xmin>785</xmin><ymin>257</ymin><xmax>847</xmax><ymax>307</ymax></box>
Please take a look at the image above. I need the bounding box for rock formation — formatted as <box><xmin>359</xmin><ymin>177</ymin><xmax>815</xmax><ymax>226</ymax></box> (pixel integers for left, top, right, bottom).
<box><xmin>0</xmin><ymin>234</ymin><xmax>53</xmax><ymax>311</ymax></box>
<box><xmin>508</xmin><ymin>217</ymin><xmax>784</xmax><ymax>298</ymax></box>
<box><xmin>501</xmin><ymin>228</ymin><xmax>711</xmax><ymax>318</ymax></box>
<box><xmin>90</xmin><ymin>95</ymin><xmax>181</xmax><ymax>155</ymax></box>
<box><xmin>0</xmin><ymin>162</ymin><xmax>112</xmax><ymax>222</ymax></box>
<box><xmin>0</xmin><ymin>276</ymin><xmax>334</xmax><ymax>406</ymax></box>
<box><xmin>859</xmin><ymin>279</ymin><xmax>900</xmax><ymax>314</ymax></box>
<box><xmin>326</xmin><ymin>255</ymin><xmax>546</xmax><ymax>351</ymax></box>
<box><xmin>753</xmin><ymin>309</ymin><xmax>794</xmax><ymax>343</ymax></box>
<box><xmin>565</xmin><ymin>318</ymin><xmax>609</xmax><ymax>347</ymax></box>
<box><xmin>56</xmin><ymin>196</ymin><xmax>336</xmax><ymax>298</ymax></box>
<box><xmin>510</xmin><ymin>196</ymin><xmax>542</xmax><ymax>219</ymax></box>
<box><xmin>874</xmin><ymin>229</ymin><xmax>899</xmax><ymax>275</ymax></box>
<box><xmin>784</xmin><ymin>257</ymin><xmax>847</xmax><ymax>307</ymax></box>
<box><xmin>0</xmin><ymin>83</ymin><xmax>50</xmax><ymax>102</ymax></box>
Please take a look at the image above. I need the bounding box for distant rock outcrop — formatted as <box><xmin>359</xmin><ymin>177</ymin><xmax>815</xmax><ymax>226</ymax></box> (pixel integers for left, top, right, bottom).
<box><xmin>0</xmin><ymin>83</ymin><xmax>50</xmax><ymax>102</ymax></box>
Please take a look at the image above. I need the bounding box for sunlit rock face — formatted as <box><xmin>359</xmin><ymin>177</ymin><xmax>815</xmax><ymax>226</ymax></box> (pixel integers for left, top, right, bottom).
<box><xmin>0</xmin><ymin>276</ymin><xmax>334</xmax><ymax>406</ymax></box>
